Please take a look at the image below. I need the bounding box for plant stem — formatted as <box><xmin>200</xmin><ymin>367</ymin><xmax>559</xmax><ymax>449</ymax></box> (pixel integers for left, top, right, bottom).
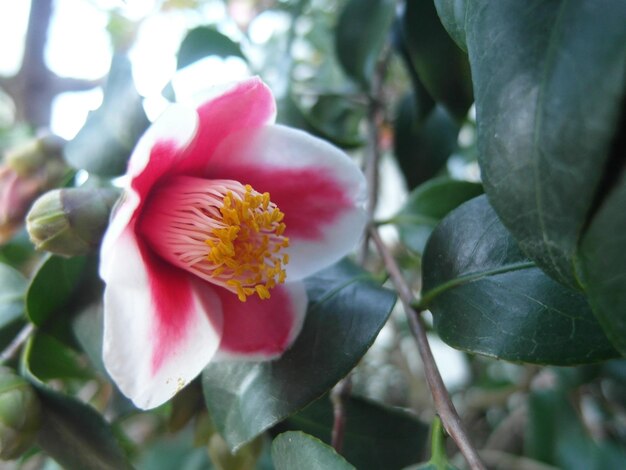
<box><xmin>369</xmin><ymin>226</ymin><xmax>486</xmax><ymax>470</ymax></box>
<box><xmin>358</xmin><ymin>42</ymin><xmax>392</xmax><ymax>264</ymax></box>
<box><xmin>330</xmin><ymin>376</ymin><xmax>352</xmax><ymax>452</ymax></box>
<box><xmin>0</xmin><ymin>323</ymin><xmax>35</xmax><ymax>364</ymax></box>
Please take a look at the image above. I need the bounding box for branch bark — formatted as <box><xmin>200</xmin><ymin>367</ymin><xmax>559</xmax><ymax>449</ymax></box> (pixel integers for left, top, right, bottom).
<box><xmin>369</xmin><ymin>227</ymin><xmax>486</xmax><ymax>470</ymax></box>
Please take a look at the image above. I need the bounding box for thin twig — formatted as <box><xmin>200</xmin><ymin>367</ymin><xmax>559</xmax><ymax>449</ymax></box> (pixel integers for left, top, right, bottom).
<box><xmin>0</xmin><ymin>323</ymin><xmax>35</xmax><ymax>364</ymax></box>
<box><xmin>330</xmin><ymin>376</ymin><xmax>352</xmax><ymax>452</ymax></box>
<box><xmin>358</xmin><ymin>43</ymin><xmax>393</xmax><ymax>264</ymax></box>
<box><xmin>369</xmin><ymin>227</ymin><xmax>486</xmax><ymax>470</ymax></box>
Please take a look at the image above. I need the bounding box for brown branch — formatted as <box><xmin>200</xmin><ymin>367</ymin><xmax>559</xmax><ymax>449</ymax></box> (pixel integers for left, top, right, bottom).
<box><xmin>369</xmin><ymin>227</ymin><xmax>486</xmax><ymax>470</ymax></box>
<box><xmin>358</xmin><ymin>43</ymin><xmax>392</xmax><ymax>264</ymax></box>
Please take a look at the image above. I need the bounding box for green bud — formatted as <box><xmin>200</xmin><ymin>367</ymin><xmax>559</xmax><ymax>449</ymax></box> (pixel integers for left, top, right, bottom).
<box><xmin>0</xmin><ymin>367</ymin><xmax>42</xmax><ymax>460</ymax></box>
<box><xmin>4</xmin><ymin>135</ymin><xmax>65</xmax><ymax>177</ymax></box>
<box><xmin>26</xmin><ymin>187</ymin><xmax>120</xmax><ymax>257</ymax></box>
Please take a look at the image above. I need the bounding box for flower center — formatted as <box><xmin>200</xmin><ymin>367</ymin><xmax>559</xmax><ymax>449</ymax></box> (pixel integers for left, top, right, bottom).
<box><xmin>140</xmin><ymin>176</ymin><xmax>289</xmax><ymax>302</ymax></box>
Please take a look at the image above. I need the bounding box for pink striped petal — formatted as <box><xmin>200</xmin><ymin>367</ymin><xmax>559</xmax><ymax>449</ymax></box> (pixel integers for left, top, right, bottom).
<box><xmin>176</xmin><ymin>77</ymin><xmax>277</xmax><ymax>175</ymax></box>
<box><xmin>100</xmin><ymin>104</ymin><xmax>199</xmax><ymax>263</ymax></box>
<box><xmin>205</xmin><ymin>125</ymin><xmax>367</xmax><ymax>280</ymax></box>
<box><xmin>101</xmin><ymin>228</ymin><xmax>223</xmax><ymax>409</ymax></box>
<box><xmin>214</xmin><ymin>282</ymin><xmax>307</xmax><ymax>360</ymax></box>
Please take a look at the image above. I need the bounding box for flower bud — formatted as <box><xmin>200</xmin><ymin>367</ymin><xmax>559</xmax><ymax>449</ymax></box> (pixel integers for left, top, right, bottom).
<box><xmin>26</xmin><ymin>187</ymin><xmax>120</xmax><ymax>256</ymax></box>
<box><xmin>0</xmin><ymin>367</ymin><xmax>42</xmax><ymax>460</ymax></box>
<box><xmin>0</xmin><ymin>135</ymin><xmax>68</xmax><ymax>244</ymax></box>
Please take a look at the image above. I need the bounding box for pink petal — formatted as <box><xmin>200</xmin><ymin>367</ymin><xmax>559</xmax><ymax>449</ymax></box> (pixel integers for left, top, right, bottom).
<box><xmin>214</xmin><ymin>282</ymin><xmax>307</xmax><ymax>360</ymax></box>
<box><xmin>101</xmin><ymin>228</ymin><xmax>223</xmax><ymax>410</ymax></box>
<box><xmin>176</xmin><ymin>77</ymin><xmax>277</xmax><ymax>175</ymax></box>
<box><xmin>101</xmin><ymin>104</ymin><xmax>199</xmax><ymax>260</ymax></box>
<box><xmin>206</xmin><ymin>125</ymin><xmax>367</xmax><ymax>280</ymax></box>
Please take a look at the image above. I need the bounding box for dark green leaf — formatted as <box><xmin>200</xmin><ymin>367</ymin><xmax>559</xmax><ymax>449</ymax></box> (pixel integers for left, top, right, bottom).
<box><xmin>335</xmin><ymin>0</ymin><xmax>395</xmax><ymax>88</ymax></box>
<box><xmin>23</xmin><ymin>332</ymin><xmax>91</xmax><ymax>381</ymax></box>
<box><xmin>0</xmin><ymin>262</ymin><xmax>27</xmax><ymax>328</ymax></box>
<box><xmin>393</xmin><ymin>96</ymin><xmax>460</xmax><ymax>190</ymax></box>
<box><xmin>433</xmin><ymin>0</ymin><xmax>468</xmax><ymax>52</ymax></box>
<box><xmin>395</xmin><ymin>177</ymin><xmax>483</xmax><ymax>254</ymax></box>
<box><xmin>421</xmin><ymin>196</ymin><xmax>619</xmax><ymax>365</ymax></box>
<box><xmin>466</xmin><ymin>0</ymin><xmax>626</xmax><ymax>288</ymax></box>
<box><xmin>177</xmin><ymin>26</ymin><xmax>246</xmax><ymax>69</ymax></box>
<box><xmin>580</xmin><ymin>172</ymin><xmax>626</xmax><ymax>355</ymax></box>
<box><xmin>26</xmin><ymin>255</ymin><xmax>87</xmax><ymax>326</ymax></box>
<box><xmin>278</xmin><ymin>395</ymin><xmax>428</xmax><ymax>470</ymax></box>
<box><xmin>0</xmin><ymin>231</ymin><xmax>34</xmax><ymax>266</ymax></box>
<box><xmin>305</xmin><ymin>95</ymin><xmax>365</xmax><ymax>149</ymax></box>
<box><xmin>64</xmin><ymin>55</ymin><xmax>150</xmax><ymax>176</ymax></box>
<box><xmin>400</xmin><ymin>1</ymin><xmax>473</xmax><ymax>120</ymax></box>
<box><xmin>272</xmin><ymin>431</ymin><xmax>355</xmax><ymax>470</ymax></box>
<box><xmin>35</xmin><ymin>387</ymin><xmax>132</xmax><ymax>470</ymax></box>
<box><xmin>202</xmin><ymin>259</ymin><xmax>396</xmax><ymax>451</ymax></box>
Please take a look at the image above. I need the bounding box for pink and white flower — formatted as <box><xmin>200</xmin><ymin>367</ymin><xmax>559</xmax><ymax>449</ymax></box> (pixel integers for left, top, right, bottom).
<box><xmin>100</xmin><ymin>77</ymin><xmax>366</xmax><ymax>409</ymax></box>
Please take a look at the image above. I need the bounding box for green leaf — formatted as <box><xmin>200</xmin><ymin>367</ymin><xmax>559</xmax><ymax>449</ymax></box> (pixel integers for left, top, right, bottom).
<box><xmin>0</xmin><ymin>262</ymin><xmax>27</xmax><ymax>328</ymax></box>
<box><xmin>272</xmin><ymin>431</ymin><xmax>355</xmax><ymax>470</ymax></box>
<box><xmin>177</xmin><ymin>26</ymin><xmax>246</xmax><ymax>69</ymax></box>
<box><xmin>433</xmin><ymin>0</ymin><xmax>468</xmax><ymax>52</ymax></box>
<box><xmin>395</xmin><ymin>177</ymin><xmax>483</xmax><ymax>254</ymax></box>
<box><xmin>421</xmin><ymin>196</ymin><xmax>619</xmax><ymax>365</ymax></box>
<box><xmin>23</xmin><ymin>332</ymin><xmax>91</xmax><ymax>381</ymax></box>
<box><xmin>304</xmin><ymin>95</ymin><xmax>365</xmax><ymax>149</ymax></box>
<box><xmin>393</xmin><ymin>95</ymin><xmax>460</xmax><ymax>190</ymax></box>
<box><xmin>71</xmin><ymin>302</ymin><xmax>105</xmax><ymax>372</ymax></box>
<box><xmin>335</xmin><ymin>0</ymin><xmax>395</xmax><ymax>88</ymax></box>
<box><xmin>34</xmin><ymin>387</ymin><xmax>132</xmax><ymax>470</ymax></box>
<box><xmin>64</xmin><ymin>55</ymin><xmax>150</xmax><ymax>176</ymax></box>
<box><xmin>580</xmin><ymin>172</ymin><xmax>626</xmax><ymax>355</ymax></box>
<box><xmin>26</xmin><ymin>255</ymin><xmax>87</xmax><ymax>326</ymax></box>
<box><xmin>400</xmin><ymin>0</ymin><xmax>473</xmax><ymax>120</ymax></box>
<box><xmin>465</xmin><ymin>0</ymin><xmax>626</xmax><ymax>288</ymax></box>
<box><xmin>278</xmin><ymin>395</ymin><xmax>428</xmax><ymax>470</ymax></box>
<box><xmin>202</xmin><ymin>259</ymin><xmax>396</xmax><ymax>451</ymax></box>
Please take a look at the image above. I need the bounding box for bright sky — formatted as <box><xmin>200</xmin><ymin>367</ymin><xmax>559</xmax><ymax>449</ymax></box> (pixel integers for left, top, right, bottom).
<box><xmin>0</xmin><ymin>0</ymin><xmax>256</xmax><ymax>139</ymax></box>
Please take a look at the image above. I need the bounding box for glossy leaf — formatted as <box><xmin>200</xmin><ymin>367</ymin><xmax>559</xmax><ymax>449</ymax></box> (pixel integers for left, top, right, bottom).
<box><xmin>421</xmin><ymin>196</ymin><xmax>619</xmax><ymax>365</ymax></box>
<box><xmin>23</xmin><ymin>332</ymin><xmax>91</xmax><ymax>381</ymax></box>
<box><xmin>580</xmin><ymin>173</ymin><xmax>626</xmax><ymax>355</ymax></box>
<box><xmin>177</xmin><ymin>26</ymin><xmax>245</xmax><ymax>69</ymax></box>
<box><xmin>465</xmin><ymin>0</ymin><xmax>626</xmax><ymax>288</ymax></box>
<box><xmin>202</xmin><ymin>260</ymin><xmax>396</xmax><ymax>451</ymax></box>
<box><xmin>64</xmin><ymin>55</ymin><xmax>150</xmax><ymax>176</ymax></box>
<box><xmin>433</xmin><ymin>0</ymin><xmax>468</xmax><ymax>52</ymax></box>
<box><xmin>35</xmin><ymin>387</ymin><xmax>132</xmax><ymax>470</ymax></box>
<box><xmin>400</xmin><ymin>0</ymin><xmax>473</xmax><ymax>120</ymax></box>
<box><xmin>26</xmin><ymin>254</ymin><xmax>87</xmax><ymax>326</ymax></box>
<box><xmin>395</xmin><ymin>177</ymin><xmax>483</xmax><ymax>254</ymax></box>
<box><xmin>335</xmin><ymin>0</ymin><xmax>395</xmax><ymax>88</ymax></box>
<box><xmin>278</xmin><ymin>395</ymin><xmax>428</xmax><ymax>470</ymax></box>
<box><xmin>0</xmin><ymin>262</ymin><xmax>27</xmax><ymax>328</ymax></box>
<box><xmin>272</xmin><ymin>432</ymin><xmax>355</xmax><ymax>470</ymax></box>
<box><xmin>393</xmin><ymin>95</ymin><xmax>460</xmax><ymax>190</ymax></box>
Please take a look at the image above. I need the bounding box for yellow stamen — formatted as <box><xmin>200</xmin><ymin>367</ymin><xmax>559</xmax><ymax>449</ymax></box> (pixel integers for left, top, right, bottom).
<box><xmin>204</xmin><ymin>183</ymin><xmax>290</xmax><ymax>302</ymax></box>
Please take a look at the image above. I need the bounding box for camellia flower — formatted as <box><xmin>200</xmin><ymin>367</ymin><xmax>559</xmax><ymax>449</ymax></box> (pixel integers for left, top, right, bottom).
<box><xmin>100</xmin><ymin>77</ymin><xmax>366</xmax><ymax>409</ymax></box>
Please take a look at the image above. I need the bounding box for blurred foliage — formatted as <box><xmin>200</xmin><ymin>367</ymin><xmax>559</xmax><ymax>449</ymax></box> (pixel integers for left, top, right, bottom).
<box><xmin>0</xmin><ymin>0</ymin><xmax>624</xmax><ymax>469</ymax></box>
